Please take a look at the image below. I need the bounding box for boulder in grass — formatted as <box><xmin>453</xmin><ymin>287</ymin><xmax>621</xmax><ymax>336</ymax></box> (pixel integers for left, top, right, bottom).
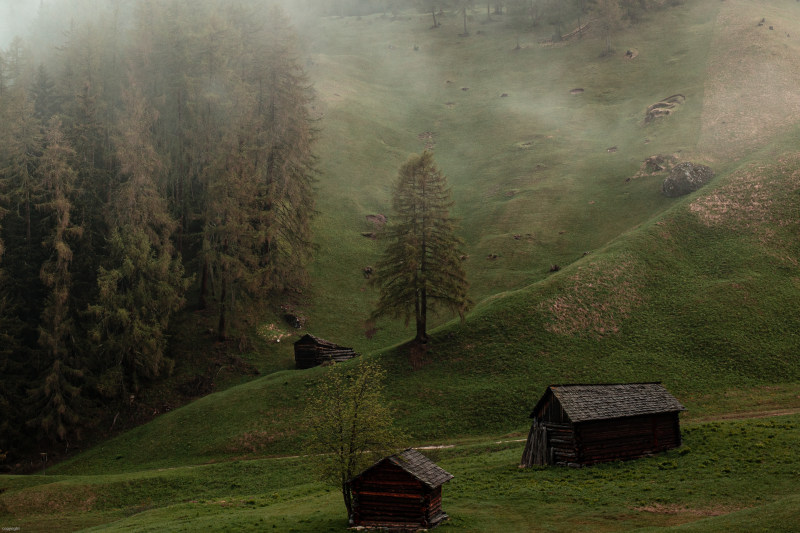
<box><xmin>661</xmin><ymin>162</ymin><xmax>714</xmax><ymax>197</ymax></box>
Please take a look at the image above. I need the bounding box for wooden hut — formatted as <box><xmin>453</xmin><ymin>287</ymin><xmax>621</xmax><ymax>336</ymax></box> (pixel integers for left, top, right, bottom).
<box><xmin>350</xmin><ymin>448</ymin><xmax>454</xmax><ymax>530</ymax></box>
<box><xmin>293</xmin><ymin>334</ymin><xmax>358</xmax><ymax>369</ymax></box>
<box><xmin>520</xmin><ymin>383</ymin><xmax>685</xmax><ymax>467</ymax></box>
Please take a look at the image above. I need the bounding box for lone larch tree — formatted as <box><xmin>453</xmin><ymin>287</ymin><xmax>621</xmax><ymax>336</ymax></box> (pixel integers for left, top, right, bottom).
<box><xmin>370</xmin><ymin>151</ymin><xmax>472</xmax><ymax>344</ymax></box>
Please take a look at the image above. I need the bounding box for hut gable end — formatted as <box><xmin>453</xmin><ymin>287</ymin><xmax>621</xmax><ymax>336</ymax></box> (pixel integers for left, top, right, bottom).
<box><xmin>350</xmin><ymin>449</ymin><xmax>453</xmax><ymax>530</ymax></box>
<box><xmin>293</xmin><ymin>334</ymin><xmax>359</xmax><ymax>369</ymax></box>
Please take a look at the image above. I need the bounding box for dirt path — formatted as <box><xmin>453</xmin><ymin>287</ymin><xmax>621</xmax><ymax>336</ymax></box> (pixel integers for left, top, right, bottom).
<box><xmin>687</xmin><ymin>407</ymin><xmax>800</xmax><ymax>424</ymax></box>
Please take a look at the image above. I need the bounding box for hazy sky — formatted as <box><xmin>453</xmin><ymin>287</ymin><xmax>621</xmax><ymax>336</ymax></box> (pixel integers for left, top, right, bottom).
<box><xmin>0</xmin><ymin>0</ymin><xmax>40</xmax><ymax>48</ymax></box>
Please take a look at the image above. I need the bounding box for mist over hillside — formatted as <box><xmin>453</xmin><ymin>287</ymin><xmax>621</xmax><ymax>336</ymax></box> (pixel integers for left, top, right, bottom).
<box><xmin>2</xmin><ymin>2</ymin><xmax>800</xmax><ymax>530</ymax></box>
<box><xmin>0</xmin><ymin>0</ymin><xmax>38</xmax><ymax>47</ymax></box>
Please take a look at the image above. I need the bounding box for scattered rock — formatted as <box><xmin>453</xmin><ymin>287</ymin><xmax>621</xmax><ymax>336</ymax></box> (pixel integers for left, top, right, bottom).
<box><xmin>570</xmin><ymin>88</ymin><xmax>584</xmax><ymax>95</ymax></box>
<box><xmin>487</xmin><ymin>253</ymin><xmax>499</xmax><ymax>260</ymax></box>
<box><xmin>418</xmin><ymin>132</ymin><xmax>436</xmax><ymax>150</ymax></box>
<box><xmin>645</xmin><ymin>94</ymin><xmax>686</xmax><ymax>123</ymax></box>
<box><xmin>461</xmin><ymin>87</ymin><xmax>469</xmax><ymax>91</ymax></box>
<box><xmin>661</xmin><ymin>162</ymin><xmax>715</xmax><ymax>197</ymax></box>
<box><xmin>549</xmin><ymin>264</ymin><xmax>561</xmax><ymax>272</ymax></box>
<box><xmin>362</xmin><ymin>266</ymin><xmax>373</xmax><ymax>278</ymax></box>
<box><xmin>607</xmin><ymin>146</ymin><xmax>618</xmax><ymax>153</ymax></box>
<box><xmin>284</xmin><ymin>312</ymin><xmax>306</xmax><ymax>329</ymax></box>
<box><xmin>366</xmin><ymin>214</ymin><xmax>387</xmax><ymax>227</ymax></box>
<box><xmin>640</xmin><ymin>154</ymin><xmax>679</xmax><ymax>174</ymax></box>
<box><xmin>500</xmin><ymin>93</ymin><xmax>509</xmax><ymax>97</ymax></box>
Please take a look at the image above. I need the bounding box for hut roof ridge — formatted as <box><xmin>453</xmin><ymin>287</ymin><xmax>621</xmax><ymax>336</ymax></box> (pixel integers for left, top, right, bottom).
<box><xmin>532</xmin><ymin>382</ymin><xmax>685</xmax><ymax>423</ymax></box>
<box><xmin>389</xmin><ymin>448</ymin><xmax>454</xmax><ymax>489</ymax></box>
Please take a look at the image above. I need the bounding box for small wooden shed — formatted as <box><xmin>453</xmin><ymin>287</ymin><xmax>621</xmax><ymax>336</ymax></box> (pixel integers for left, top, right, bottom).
<box><xmin>293</xmin><ymin>334</ymin><xmax>358</xmax><ymax>369</ymax></box>
<box><xmin>350</xmin><ymin>448</ymin><xmax>454</xmax><ymax>530</ymax></box>
<box><xmin>520</xmin><ymin>383</ymin><xmax>685</xmax><ymax>467</ymax></box>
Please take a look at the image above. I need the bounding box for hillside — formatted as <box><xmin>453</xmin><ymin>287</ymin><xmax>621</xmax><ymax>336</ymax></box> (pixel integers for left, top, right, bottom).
<box><xmin>3</xmin><ymin>0</ymin><xmax>800</xmax><ymax>531</ymax></box>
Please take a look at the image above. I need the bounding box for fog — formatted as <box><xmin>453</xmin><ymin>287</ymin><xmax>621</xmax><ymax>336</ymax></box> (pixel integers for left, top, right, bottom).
<box><xmin>0</xmin><ymin>0</ymin><xmax>39</xmax><ymax>48</ymax></box>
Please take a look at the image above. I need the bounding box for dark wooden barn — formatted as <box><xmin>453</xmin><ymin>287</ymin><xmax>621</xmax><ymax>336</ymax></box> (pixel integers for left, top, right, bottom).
<box><xmin>293</xmin><ymin>334</ymin><xmax>358</xmax><ymax>369</ymax></box>
<box><xmin>350</xmin><ymin>448</ymin><xmax>454</xmax><ymax>530</ymax></box>
<box><xmin>520</xmin><ymin>383</ymin><xmax>685</xmax><ymax>467</ymax></box>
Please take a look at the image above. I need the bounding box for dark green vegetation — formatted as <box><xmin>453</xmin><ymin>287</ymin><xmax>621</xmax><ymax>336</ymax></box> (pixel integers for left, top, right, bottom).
<box><xmin>304</xmin><ymin>360</ymin><xmax>405</xmax><ymax>518</ymax></box>
<box><xmin>3</xmin><ymin>0</ymin><xmax>800</xmax><ymax>530</ymax></box>
<box><xmin>0</xmin><ymin>1</ymin><xmax>316</xmax><ymax>453</ymax></box>
<box><xmin>370</xmin><ymin>151</ymin><xmax>472</xmax><ymax>343</ymax></box>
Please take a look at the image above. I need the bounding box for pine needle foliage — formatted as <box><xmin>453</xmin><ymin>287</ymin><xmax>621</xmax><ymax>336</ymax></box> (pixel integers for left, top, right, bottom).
<box><xmin>89</xmin><ymin>80</ymin><xmax>190</xmax><ymax>398</ymax></box>
<box><xmin>371</xmin><ymin>151</ymin><xmax>472</xmax><ymax>343</ymax></box>
<box><xmin>27</xmin><ymin>117</ymin><xmax>86</xmax><ymax>442</ymax></box>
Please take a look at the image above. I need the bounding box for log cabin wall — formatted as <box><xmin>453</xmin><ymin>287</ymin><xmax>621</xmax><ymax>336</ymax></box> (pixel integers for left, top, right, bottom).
<box><xmin>574</xmin><ymin>412</ymin><xmax>681</xmax><ymax>465</ymax></box>
<box><xmin>293</xmin><ymin>334</ymin><xmax>358</xmax><ymax>369</ymax></box>
<box><xmin>351</xmin><ymin>462</ymin><xmax>432</xmax><ymax>528</ymax></box>
<box><xmin>521</xmin><ymin>383</ymin><xmax>685</xmax><ymax>467</ymax></box>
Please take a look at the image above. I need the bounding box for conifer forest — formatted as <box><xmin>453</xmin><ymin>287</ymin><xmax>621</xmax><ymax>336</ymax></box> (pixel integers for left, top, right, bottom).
<box><xmin>0</xmin><ymin>1</ymin><xmax>317</xmax><ymax>455</ymax></box>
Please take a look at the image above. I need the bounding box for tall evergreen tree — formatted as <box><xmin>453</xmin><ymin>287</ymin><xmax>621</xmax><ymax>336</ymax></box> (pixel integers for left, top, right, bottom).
<box><xmin>89</xmin><ymin>81</ymin><xmax>189</xmax><ymax>398</ymax></box>
<box><xmin>27</xmin><ymin>117</ymin><xmax>86</xmax><ymax>443</ymax></box>
<box><xmin>370</xmin><ymin>151</ymin><xmax>472</xmax><ymax>344</ymax></box>
<box><xmin>251</xmin><ymin>6</ymin><xmax>317</xmax><ymax>298</ymax></box>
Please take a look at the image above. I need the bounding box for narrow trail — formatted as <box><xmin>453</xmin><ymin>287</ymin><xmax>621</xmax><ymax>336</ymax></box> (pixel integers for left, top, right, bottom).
<box><xmin>270</xmin><ymin>407</ymin><xmax>800</xmax><ymax>463</ymax></box>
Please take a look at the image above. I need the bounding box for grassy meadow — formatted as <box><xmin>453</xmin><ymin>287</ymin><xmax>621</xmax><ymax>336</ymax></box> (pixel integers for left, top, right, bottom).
<box><xmin>4</xmin><ymin>0</ymin><xmax>800</xmax><ymax>531</ymax></box>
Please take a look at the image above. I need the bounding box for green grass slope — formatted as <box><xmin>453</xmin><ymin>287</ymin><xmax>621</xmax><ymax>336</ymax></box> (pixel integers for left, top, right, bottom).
<box><xmin>283</xmin><ymin>0</ymin><xmax>723</xmax><ymax>352</ymax></box>
<box><xmin>2</xmin><ymin>416</ymin><xmax>799</xmax><ymax>532</ymax></box>
<box><xmin>26</xmin><ymin>0</ymin><xmax>800</xmax><ymax>481</ymax></box>
<box><xmin>4</xmin><ymin>1</ymin><xmax>800</xmax><ymax>531</ymax></box>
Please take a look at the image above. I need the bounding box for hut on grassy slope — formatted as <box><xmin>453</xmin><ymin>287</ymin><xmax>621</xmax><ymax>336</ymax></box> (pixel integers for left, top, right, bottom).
<box><xmin>350</xmin><ymin>448</ymin><xmax>454</xmax><ymax>530</ymax></box>
<box><xmin>293</xmin><ymin>334</ymin><xmax>358</xmax><ymax>369</ymax></box>
<box><xmin>520</xmin><ymin>383</ymin><xmax>685</xmax><ymax>467</ymax></box>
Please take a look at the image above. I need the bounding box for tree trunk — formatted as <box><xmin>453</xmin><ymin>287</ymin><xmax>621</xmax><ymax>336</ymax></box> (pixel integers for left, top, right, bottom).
<box><xmin>342</xmin><ymin>481</ymin><xmax>353</xmax><ymax>523</ymax></box>
<box><xmin>198</xmin><ymin>260</ymin><xmax>209</xmax><ymax>310</ymax></box>
<box><xmin>431</xmin><ymin>7</ymin><xmax>438</xmax><ymax>27</ymax></box>
<box><xmin>218</xmin><ymin>276</ymin><xmax>227</xmax><ymax>341</ymax></box>
<box><xmin>416</xmin><ymin>286</ymin><xmax>428</xmax><ymax>343</ymax></box>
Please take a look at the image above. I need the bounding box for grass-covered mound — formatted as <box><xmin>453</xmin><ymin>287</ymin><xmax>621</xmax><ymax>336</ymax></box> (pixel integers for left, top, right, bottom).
<box><xmin>2</xmin><ymin>416</ymin><xmax>799</xmax><ymax>532</ymax></box>
<box><xmin>3</xmin><ymin>1</ymin><xmax>800</xmax><ymax>531</ymax></box>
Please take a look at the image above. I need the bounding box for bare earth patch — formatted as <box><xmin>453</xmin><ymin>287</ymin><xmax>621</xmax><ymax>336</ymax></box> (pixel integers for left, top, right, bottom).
<box><xmin>634</xmin><ymin>503</ymin><xmax>742</xmax><ymax>518</ymax></box>
<box><xmin>699</xmin><ymin>0</ymin><xmax>800</xmax><ymax>159</ymax></box>
<box><xmin>690</xmin><ymin>155</ymin><xmax>800</xmax><ymax>257</ymax></box>
<box><xmin>540</xmin><ymin>255</ymin><xmax>644</xmax><ymax>338</ymax></box>
<box><xmin>2</xmin><ymin>485</ymin><xmax>97</xmax><ymax>516</ymax></box>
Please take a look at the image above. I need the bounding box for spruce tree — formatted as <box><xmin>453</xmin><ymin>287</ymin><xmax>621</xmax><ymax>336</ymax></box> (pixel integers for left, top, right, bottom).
<box><xmin>27</xmin><ymin>117</ymin><xmax>87</xmax><ymax>442</ymax></box>
<box><xmin>89</xmin><ymin>81</ymin><xmax>189</xmax><ymax>398</ymax></box>
<box><xmin>252</xmin><ymin>6</ymin><xmax>317</xmax><ymax>297</ymax></box>
<box><xmin>371</xmin><ymin>151</ymin><xmax>472</xmax><ymax>344</ymax></box>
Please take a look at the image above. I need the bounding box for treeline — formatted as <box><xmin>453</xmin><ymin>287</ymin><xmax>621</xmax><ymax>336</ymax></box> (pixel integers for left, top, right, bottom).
<box><xmin>0</xmin><ymin>1</ymin><xmax>316</xmax><ymax>457</ymax></box>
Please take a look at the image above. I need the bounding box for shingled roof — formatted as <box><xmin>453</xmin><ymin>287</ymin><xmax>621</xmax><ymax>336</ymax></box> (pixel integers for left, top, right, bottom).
<box><xmin>531</xmin><ymin>383</ymin><xmax>686</xmax><ymax>423</ymax></box>
<box><xmin>390</xmin><ymin>449</ymin><xmax>454</xmax><ymax>488</ymax></box>
<box><xmin>354</xmin><ymin>448</ymin><xmax>453</xmax><ymax>489</ymax></box>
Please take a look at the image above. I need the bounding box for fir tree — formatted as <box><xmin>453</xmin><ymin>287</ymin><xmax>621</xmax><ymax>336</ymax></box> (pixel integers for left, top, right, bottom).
<box><xmin>251</xmin><ymin>7</ymin><xmax>318</xmax><ymax>297</ymax></box>
<box><xmin>27</xmin><ymin>117</ymin><xmax>86</xmax><ymax>442</ymax></box>
<box><xmin>89</xmin><ymin>81</ymin><xmax>189</xmax><ymax>398</ymax></box>
<box><xmin>370</xmin><ymin>151</ymin><xmax>472</xmax><ymax>344</ymax></box>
